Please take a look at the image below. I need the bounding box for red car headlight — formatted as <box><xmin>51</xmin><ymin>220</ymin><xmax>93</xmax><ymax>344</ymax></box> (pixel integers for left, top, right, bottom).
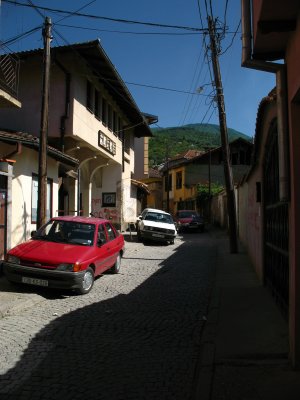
<box><xmin>6</xmin><ymin>255</ymin><xmax>20</xmax><ymax>264</ymax></box>
<box><xmin>57</xmin><ymin>262</ymin><xmax>82</xmax><ymax>272</ymax></box>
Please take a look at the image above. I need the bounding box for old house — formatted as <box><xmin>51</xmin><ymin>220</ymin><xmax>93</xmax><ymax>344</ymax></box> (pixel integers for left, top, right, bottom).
<box><xmin>0</xmin><ymin>131</ymin><xmax>78</xmax><ymax>256</ymax></box>
<box><xmin>161</xmin><ymin>139</ymin><xmax>252</xmax><ymax>217</ymax></box>
<box><xmin>0</xmin><ymin>39</ymin><xmax>154</xmax><ymax>250</ymax></box>
<box><xmin>239</xmin><ymin>0</ymin><xmax>300</xmax><ymax>366</ymax></box>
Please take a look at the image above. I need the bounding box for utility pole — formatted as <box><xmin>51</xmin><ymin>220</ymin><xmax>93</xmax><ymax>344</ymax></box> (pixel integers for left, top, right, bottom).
<box><xmin>208</xmin><ymin>16</ymin><xmax>238</xmax><ymax>253</ymax></box>
<box><xmin>37</xmin><ymin>17</ymin><xmax>52</xmax><ymax>229</ymax></box>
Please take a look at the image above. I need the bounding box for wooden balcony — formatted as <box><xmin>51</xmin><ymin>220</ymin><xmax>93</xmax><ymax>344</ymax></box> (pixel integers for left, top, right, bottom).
<box><xmin>0</xmin><ymin>44</ymin><xmax>21</xmax><ymax>108</ymax></box>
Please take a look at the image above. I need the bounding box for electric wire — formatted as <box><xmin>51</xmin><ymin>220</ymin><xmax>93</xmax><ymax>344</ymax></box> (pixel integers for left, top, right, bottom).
<box><xmin>220</xmin><ymin>20</ymin><xmax>241</xmax><ymax>56</ymax></box>
<box><xmin>179</xmin><ymin>38</ymin><xmax>210</xmax><ymax>126</ymax></box>
<box><xmin>3</xmin><ymin>0</ymin><xmax>210</xmax><ymax>32</ymax></box>
<box><xmin>54</xmin><ymin>0</ymin><xmax>96</xmax><ymax>24</ymax></box>
<box><xmin>18</xmin><ymin>0</ymin><xmax>149</xmax><ymax>133</ymax></box>
<box><xmin>3</xmin><ymin>0</ymin><xmax>240</xmax><ymax>132</ymax></box>
<box><xmin>54</xmin><ymin>23</ymin><xmax>202</xmax><ymax>36</ymax></box>
<box><xmin>119</xmin><ymin>81</ymin><xmax>210</xmax><ymax>96</ymax></box>
<box><xmin>178</xmin><ymin>39</ymin><xmax>206</xmax><ymax>126</ymax></box>
<box><xmin>1</xmin><ymin>25</ymin><xmax>42</xmax><ymax>46</ymax></box>
<box><xmin>178</xmin><ymin>0</ymin><xmax>209</xmax><ymax>126</ymax></box>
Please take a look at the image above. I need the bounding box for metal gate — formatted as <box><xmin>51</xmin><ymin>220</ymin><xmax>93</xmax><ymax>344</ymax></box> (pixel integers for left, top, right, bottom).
<box><xmin>263</xmin><ymin>122</ymin><xmax>289</xmax><ymax>318</ymax></box>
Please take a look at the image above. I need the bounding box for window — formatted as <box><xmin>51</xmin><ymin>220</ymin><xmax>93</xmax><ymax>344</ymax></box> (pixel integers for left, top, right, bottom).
<box><xmin>97</xmin><ymin>224</ymin><xmax>107</xmax><ymax>243</ymax></box>
<box><xmin>165</xmin><ymin>174</ymin><xmax>172</xmax><ymax>191</ymax></box>
<box><xmin>31</xmin><ymin>174</ymin><xmax>53</xmax><ymax>224</ymax></box>
<box><xmin>94</xmin><ymin>89</ymin><xmax>100</xmax><ymax>118</ymax></box>
<box><xmin>118</xmin><ymin>117</ymin><xmax>123</xmax><ymax>139</ymax></box>
<box><xmin>102</xmin><ymin>192</ymin><xmax>116</xmax><ymax>207</ymax></box>
<box><xmin>113</xmin><ymin>111</ymin><xmax>118</xmax><ymax>135</ymax></box>
<box><xmin>105</xmin><ymin>223</ymin><xmax>116</xmax><ymax>241</ymax></box>
<box><xmin>102</xmin><ymin>98</ymin><xmax>107</xmax><ymax>126</ymax></box>
<box><xmin>108</xmin><ymin>104</ymin><xmax>113</xmax><ymax>130</ymax></box>
<box><xmin>86</xmin><ymin>80</ymin><xmax>93</xmax><ymax>112</ymax></box>
<box><xmin>176</xmin><ymin>171</ymin><xmax>182</xmax><ymax>189</ymax></box>
<box><xmin>124</xmin><ymin>132</ymin><xmax>131</xmax><ymax>154</ymax></box>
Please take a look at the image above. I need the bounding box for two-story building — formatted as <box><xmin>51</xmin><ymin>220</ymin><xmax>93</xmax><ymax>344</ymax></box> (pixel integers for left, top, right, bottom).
<box><xmin>161</xmin><ymin>139</ymin><xmax>253</xmax><ymax>217</ymax></box>
<box><xmin>0</xmin><ymin>39</ymin><xmax>154</xmax><ymax>256</ymax></box>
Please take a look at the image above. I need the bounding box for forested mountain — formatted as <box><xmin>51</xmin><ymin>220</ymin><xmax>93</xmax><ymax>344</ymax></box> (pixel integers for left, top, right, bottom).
<box><xmin>149</xmin><ymin>123</ymin><xmax>250</xmax><ymax>166</ymax></box>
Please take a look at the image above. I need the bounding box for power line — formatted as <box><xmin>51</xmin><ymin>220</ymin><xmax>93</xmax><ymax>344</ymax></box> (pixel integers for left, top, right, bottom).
<box><xmin>196</xmin><ymin>0</ymin><xmax>205</xmax><ymax>30</ymax></box>
<box><xmin>220</xmin><ymin>20</ymin><xmax>241</xmax><ymax>56</ymax></box>
<box><xmin>1</xmin><ymin>24</ymin><xmax>42</xmax><ymax>46</ymax></box>
<box><xmin>26</xmin><ymin>0</ymin><xmax>44</xmax><ymax>19</ymax></box>
<box><xmin>3</xmin><ymin>0</ymin><xmax>210</xmax><ymax>32</ymax></box>
<box><xmin>123</xmin><ymin>81</ymin><xmax>210</xmax><ymax>96</ymax></box>
<box><xmin>55</xmin><ymin>23</ymin><xmax>202</xmax><ymax>36</ymax></box>
<box><xmin>54</xmin><ymin>0</ymin><xmax>96</xmax><ymax>24</ymax></box>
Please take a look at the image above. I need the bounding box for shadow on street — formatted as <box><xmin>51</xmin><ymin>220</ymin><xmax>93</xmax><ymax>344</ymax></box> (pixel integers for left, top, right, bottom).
<box><xmin>0</xmin><ymin>233</ymin><xmax>216</xmax><ymax>400</ymax></box>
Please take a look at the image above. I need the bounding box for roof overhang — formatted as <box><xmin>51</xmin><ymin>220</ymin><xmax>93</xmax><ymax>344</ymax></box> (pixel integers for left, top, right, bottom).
<box><xmin>0</xmin><ymin>130</ymin><xmax>79</xmax><ymax>167</ymax></box>
<box><xmin>0</xmin><ymin>88</ymin><xmax>22</xmax><ymax>108</ymax></box>
<box><xmin>131</xmin><ymin>179</ymin><xmax>150</xmax><ymax>194</ymax></box>
<box><xmin>252</xmin><ymin>0</ymin><xmax>299</xmax><ymax>60</ymax></box>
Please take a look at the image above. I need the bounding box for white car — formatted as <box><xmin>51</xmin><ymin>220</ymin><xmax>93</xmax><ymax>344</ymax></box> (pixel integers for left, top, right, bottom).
<box><xmin>136</xmin><ymin>208</ymin><xmax>177</xmax><ymax>244</ymax></box>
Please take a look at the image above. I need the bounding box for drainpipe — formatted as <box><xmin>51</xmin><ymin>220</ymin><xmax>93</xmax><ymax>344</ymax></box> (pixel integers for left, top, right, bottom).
<box><xmin>241</xmin><ymin>0</ymin><xmax>289</xmax><ymax>201</ymax></box>
<box><xmin>55</xmin><ymin>58</ymin><xmax>71</xmax><ymax>153</ymax></box>
<box><xmin>2</xmin><ymin>142</ymin><xmax>22</xmax><ymax>159</ymax></box>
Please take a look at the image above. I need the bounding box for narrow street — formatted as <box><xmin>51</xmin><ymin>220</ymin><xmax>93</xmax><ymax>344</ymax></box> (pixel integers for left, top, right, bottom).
<box><xmin>0</xmin><ymin>231</ymin><xmax>216</xmax><ymax>400</ymax></box>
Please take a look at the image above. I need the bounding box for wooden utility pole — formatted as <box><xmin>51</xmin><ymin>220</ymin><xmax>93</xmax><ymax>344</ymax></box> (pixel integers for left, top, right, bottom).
<box><xmin>208</xmin><ymin>16</ymin><xmax>238</xmax><ymax>253</ymax></box>
<box><xmin>37</xmin><ymin>17</ymin><xmax>52</xmax><ymax>229</ymax></box>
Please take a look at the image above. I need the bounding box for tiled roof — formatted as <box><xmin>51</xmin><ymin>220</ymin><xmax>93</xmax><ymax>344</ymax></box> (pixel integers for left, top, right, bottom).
<box><xmin>148</xmin><ymin>168</ymin><xmax>162</xmax><ymax>178</ymax></box>
<box><xmin>172</xmin><ymin>149</ymin><xmax>203</xmax><ymax>160</ymax></box>
<box><xmin>0</xmin><ymin>130</ymin><xmax>79</xmax><ymax>166</ymax></box>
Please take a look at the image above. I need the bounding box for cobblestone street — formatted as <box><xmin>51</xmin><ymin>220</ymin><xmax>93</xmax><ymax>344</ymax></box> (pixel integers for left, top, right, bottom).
<box><xmin>0</xmin><ymin>231</ymin><xmax>216</xmax><ymax>400</ymax></box>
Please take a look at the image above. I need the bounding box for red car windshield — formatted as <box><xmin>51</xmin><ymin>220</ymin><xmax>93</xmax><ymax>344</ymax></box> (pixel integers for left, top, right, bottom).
<box><xmin>178</xmin><ymin>211</ymin><xmax>198</xmax><ymax>219</ymax></box>
<box><xmin>34</xmin><ymin>220</ymin><xmax>96</xmax><ymax>246</ymax></box>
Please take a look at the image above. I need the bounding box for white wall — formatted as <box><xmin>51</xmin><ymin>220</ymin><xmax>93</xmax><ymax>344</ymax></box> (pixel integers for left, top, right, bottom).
<box><xmin>10</xmin><ymin>147</ymin><xmax>58</xmax><ymax>248</ymax></box>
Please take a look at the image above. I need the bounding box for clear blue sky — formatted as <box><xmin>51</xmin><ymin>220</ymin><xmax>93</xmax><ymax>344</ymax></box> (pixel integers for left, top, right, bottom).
<box><xmin>0</xmin><ymin>0</ymin><xmax>275</xmax><ymax>137</ymax></box>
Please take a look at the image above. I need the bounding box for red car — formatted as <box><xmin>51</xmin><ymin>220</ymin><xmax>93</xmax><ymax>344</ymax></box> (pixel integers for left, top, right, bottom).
<box><xmin>175</xmin><ymin>210</ymin><xmax>205</xmax><ymax>233</ymax></box>
<box><xmin>3</xmin><ymin>216</ymin><xmax>125</xmax><ymax>295</ymax></box>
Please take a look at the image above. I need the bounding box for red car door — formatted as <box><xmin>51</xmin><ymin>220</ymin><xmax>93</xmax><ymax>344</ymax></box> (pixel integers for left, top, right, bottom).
<box><xmin>94</xmin><ymin>223</ymin><xmax>111</xmax><ymax>275</ymax></box>
<box><xmin>103</xmin><ymin>222</ymin><xmax>119</xmax><ymax>268</ymax></box>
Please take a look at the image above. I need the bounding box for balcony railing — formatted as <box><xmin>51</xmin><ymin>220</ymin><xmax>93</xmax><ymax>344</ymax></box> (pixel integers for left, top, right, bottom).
<box><xmin>0</xmin><ymin>42</ymin><xmax>20</xmax><ymax>99</ymax></box>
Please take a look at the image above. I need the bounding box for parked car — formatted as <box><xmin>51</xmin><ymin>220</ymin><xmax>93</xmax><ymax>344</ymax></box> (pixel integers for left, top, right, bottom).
<box><xmin>175</xmin><ymin>210</ymin><xmax>205</xmax><ymax>232</ymax></box>
<box><xmin>136</xmin><ymin>208</ymin><xmax>177</xmax><ymax>244</ymax></box>
<box><xmin>3</xmin><ymin>216</ymin><xmax>125</xmax><ymax>295</ymax></box>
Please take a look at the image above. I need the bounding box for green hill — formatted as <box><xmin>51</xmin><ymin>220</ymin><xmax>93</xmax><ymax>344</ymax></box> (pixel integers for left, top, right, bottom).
<box><xmin>149</xmin><ymin>123</ymin><xmax>250</xmax><ymax>166</ymax></box>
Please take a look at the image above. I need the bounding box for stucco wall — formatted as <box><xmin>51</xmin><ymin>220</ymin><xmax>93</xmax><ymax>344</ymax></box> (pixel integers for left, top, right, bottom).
<box><xmin>211</xmin><ymin>191</ymin><xmax>228</xmax><ymax>228</ymax></box>
<box><xmin>238</xmin><ymin>174</ymin><xmax>263</xmax><ymax>282</ymax></box>
<box><xmin>72</xmin><ymin>75</ymin><xmax>123</xmax><ymax>165</ymax></box>
<box><xmin>9</xmin><ymin>147</ymin><xmax>58</xmax><ymax>248</ymax></box>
